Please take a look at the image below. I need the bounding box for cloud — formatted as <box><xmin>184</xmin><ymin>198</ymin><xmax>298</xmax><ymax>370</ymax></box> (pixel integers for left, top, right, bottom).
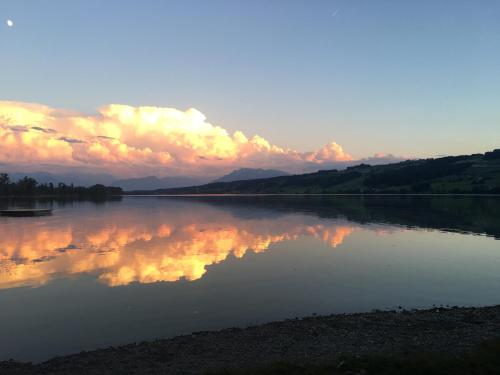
<box><xmin>9</xmin><ymin>125</ymin><xmax>29</xmax><ymax>132</ymax></box>
<box><xmin>0</xmin><ymin>101</ymin><xmax>352</xmax><ymax>177</ymax></box>
<box><xmin>31</xmin><ymin>126</ymin><xmax>57</xmax><ymax>134</ymax></box>
<box><xmin>58</xmin><ymin>136</ymin><xmax>86</xmax><ymax>144</ymax></box>
<box><xmin>305</xmin><ymin>142</ymin><xmax>352</xmax><ymax>163</ymax></box>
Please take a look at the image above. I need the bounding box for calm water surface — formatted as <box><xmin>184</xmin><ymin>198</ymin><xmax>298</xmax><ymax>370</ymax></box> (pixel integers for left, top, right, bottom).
<box><xmin>0</xmin><ymin>196</ymin><xmax>499</xmax><ymax>361</ymax></box>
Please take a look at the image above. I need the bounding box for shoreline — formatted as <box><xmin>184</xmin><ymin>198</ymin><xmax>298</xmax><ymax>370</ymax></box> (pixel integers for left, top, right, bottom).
<box><xmin>1</xmin><ymin>193</ymin><xmax>500</xmax><ymax>197</ymax></box>
<box><xmin>3</xmin><ymin>304</ymin><xmax>500</xmax><ymax>374</ymax></box>
<box><xmin>4</xmin><ymin>193</ymin><xmax>498</xmax><ymax>200</ymax></box>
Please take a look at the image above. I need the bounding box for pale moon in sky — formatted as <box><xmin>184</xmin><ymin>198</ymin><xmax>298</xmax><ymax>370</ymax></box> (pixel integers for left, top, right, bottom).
<box><xmin>6</xmin><ymin>19</ymin><xmax>14</xmax><ymax>27</ymax></box>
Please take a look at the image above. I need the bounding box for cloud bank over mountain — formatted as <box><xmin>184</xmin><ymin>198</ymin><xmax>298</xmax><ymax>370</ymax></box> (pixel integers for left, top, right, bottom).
<box><xmin>0</xmin><ymin>101</ymin><xmax>354</xmax><ymax>178</ymax></box>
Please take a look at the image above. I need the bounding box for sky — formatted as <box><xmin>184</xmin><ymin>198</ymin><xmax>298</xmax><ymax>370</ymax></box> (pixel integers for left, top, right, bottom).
<box><xmin>1</xmin><ymin>0</ymin><xmax>499</xmax><ymax>177</ymax></box>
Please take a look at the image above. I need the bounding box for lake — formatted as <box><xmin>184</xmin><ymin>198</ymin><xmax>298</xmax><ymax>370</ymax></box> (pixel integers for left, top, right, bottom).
<box><xmin>0</xmin><ymin>195</ymin><xmax>499</xmax><ymax>362</ymax></box>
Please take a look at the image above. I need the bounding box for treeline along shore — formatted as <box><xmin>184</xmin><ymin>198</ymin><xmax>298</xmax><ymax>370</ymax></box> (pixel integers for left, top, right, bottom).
<box><xmin>0</xmin><ymin>173</ymin><xmax>122</xmax><ymax>198</ymax></box>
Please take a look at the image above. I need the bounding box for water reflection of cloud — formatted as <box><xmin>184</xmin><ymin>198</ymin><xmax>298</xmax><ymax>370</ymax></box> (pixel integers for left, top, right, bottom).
<box><xmin>0</xmin><ymin>205</ymin><xmax>395</xmax><ymax>289</ymax></box>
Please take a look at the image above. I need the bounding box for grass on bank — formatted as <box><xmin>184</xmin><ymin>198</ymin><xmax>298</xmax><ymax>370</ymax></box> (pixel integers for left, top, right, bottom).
<box><xmin>209</xmin><ymin>339</ymin><xmax>500</xmax><ymax>375</ymax></box>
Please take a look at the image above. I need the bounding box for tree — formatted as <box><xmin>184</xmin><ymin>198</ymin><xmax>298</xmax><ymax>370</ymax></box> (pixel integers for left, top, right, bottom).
<box><xmin>0</xmin><ymin>173</ymin><xmax>10</xmax><ymax>185</ymax></box>
<box><xmin>484</xmin><ymin>149</ymin><xmax>500</xmax><ymax>160</ymax></box>
<box><xmin>0</xmin><ymin>173</ymin><xmax>10</xmax><ymax>195</ymax></box>
<box><xmin>16</xmin><ymin>177</ymin><xmax>38</xmax><ymax>195</ymax></box>
<box><xmin>0</xmin><ymin>173</ymin><xmax>123</xmax><ymax>197</ymax></box>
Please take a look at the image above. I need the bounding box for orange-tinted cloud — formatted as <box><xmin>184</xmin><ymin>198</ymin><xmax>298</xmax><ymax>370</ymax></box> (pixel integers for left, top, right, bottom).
<box><xmin>0</xmin><ymin>101</ymin><xmax>352</xmax><ymax>177</ymax></box>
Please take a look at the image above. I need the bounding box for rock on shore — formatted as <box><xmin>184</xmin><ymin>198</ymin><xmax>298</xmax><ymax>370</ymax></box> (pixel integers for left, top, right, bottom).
<box><xmin>2</xmin><ymin>305</ymin><xmax>500</xmax><ymax>374</ymax></box>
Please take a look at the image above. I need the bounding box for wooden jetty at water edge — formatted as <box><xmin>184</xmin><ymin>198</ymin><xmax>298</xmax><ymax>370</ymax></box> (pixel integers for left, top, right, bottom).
<box><xmin>0</xmin><ymin>209</ymin><xmax>53</xmax><ymax>217</ymax></box>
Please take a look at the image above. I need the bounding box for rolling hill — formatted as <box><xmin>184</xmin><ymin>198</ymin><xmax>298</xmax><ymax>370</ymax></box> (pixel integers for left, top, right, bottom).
<box><xmin>113</xmin><ymin>176</ymin><xmax>209</xmax><ymax>190</ymax></box>
<box><xmin>129</xmin><ymin>150</ymin><xmax>500</xmax><ymax>194</ymax></box>
<box><xmin>213</xmin><ymin>168</ymin><xmax>290</xmax><ymax>183</ymax></box>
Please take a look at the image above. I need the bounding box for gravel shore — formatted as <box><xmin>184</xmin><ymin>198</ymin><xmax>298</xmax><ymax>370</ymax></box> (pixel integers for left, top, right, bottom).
<box><xmin>2</xmin><ymin>305</ymin><xmax>500</xmax><ymax>374</ymax></box>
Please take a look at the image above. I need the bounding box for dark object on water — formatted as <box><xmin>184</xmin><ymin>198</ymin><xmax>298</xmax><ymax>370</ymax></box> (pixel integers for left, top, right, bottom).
<box><xmin>0</xmin><ymin>209</ymin><xmax>53</xmax><ymax>217</ymax></box>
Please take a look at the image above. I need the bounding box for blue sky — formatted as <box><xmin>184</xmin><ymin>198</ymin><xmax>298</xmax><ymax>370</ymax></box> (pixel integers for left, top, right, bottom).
<box><xmin>1</xmin><ymin>0</ymin><xmax>499</xmax><ymax>159</ymax></box>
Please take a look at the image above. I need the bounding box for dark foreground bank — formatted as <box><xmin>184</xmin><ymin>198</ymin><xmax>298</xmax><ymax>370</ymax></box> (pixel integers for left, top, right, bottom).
<box><xmin>2</xmin><ymin>305</ymin><xmax>500</xmax><ymax>374</ymax></box>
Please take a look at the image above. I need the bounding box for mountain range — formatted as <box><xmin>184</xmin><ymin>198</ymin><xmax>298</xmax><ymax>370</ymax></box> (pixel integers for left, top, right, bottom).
<box><xmin>130</xmin><ymin>150</ymin><xmax>500</xmax><ymax>195</ymax></box>
<box><xmin>112</xmin><ymin>176</ymin><xmax>210</xmax><ymax>191</ymax></box>
<box><xmin>213</xmin><ymin>168</ymin><xmax>289</xmax><ymax>183</ymax></box>
<box><xmin>2</xmin><ymin>168</ymin><xmax>291</xmax><ymax>191</ymax></box>
<box><xmin>113</xmin><ymin>169</ymin><xmax>289</xmax><ymax>190</ymax></box>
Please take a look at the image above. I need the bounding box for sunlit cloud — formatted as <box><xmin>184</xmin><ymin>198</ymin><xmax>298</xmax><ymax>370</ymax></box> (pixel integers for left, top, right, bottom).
<box><xmin>0</xmin><ymin>101</ymin><xmax>352</xmax><ymax>177</ymax></box>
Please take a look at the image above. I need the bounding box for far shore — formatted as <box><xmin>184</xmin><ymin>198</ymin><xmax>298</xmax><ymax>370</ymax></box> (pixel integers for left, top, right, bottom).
<box><xmin>124</xmin><ymin>192</ymin><xmax>500</xmax><ymax>196</ymax></box>
<box><xmin>2</xmin><ymin>304</ymin><xmax>500</xmax><ymax>374</ymax></box>
<box><xmin>1</xmin><ymin>192</ymin><xmax>500</xmax><ymax>200</ymax></box>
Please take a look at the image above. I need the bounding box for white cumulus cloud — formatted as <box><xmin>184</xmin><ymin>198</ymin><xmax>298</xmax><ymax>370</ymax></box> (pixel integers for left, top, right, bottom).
<box><xmin>0</xmin><ymin>101</ymin><xmax>353</xmax><ymax>177</ymax></box>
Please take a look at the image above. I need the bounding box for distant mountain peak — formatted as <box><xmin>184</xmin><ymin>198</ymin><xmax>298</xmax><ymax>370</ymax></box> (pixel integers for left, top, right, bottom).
<box><xmin>214</xmin><ymin>168</ymin><xmax>290</xmax><ymax>183</ymax></box>
<box><xmin>112</xmin><ymin>175</ymin><xmax>210</xmax><ymax>191</ymax></box>
<box><xmin>153</xmin><ymin>150</ymin><xmax>500</xmax><ymax>195</ymax></box>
